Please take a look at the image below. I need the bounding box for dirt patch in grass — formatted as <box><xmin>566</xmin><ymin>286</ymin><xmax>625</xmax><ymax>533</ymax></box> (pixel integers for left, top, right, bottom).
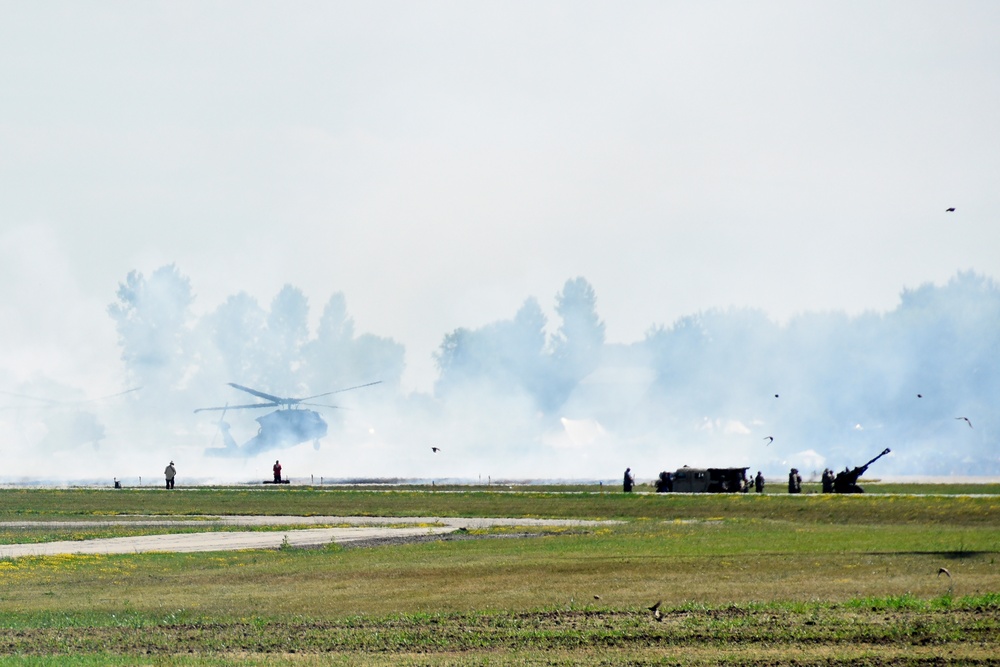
<box><xmin>333</xmin><ymin>530</ymin><xmax>549</xmax><ymax>550</ymax></box>
<box><xmin>0</xmin><ymin>604</ymin><xmax>995</xmax><ymax>658</ymax></box>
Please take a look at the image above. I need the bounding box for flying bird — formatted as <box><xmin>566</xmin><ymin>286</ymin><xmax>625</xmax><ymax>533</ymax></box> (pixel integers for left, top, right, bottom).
<box><xmin>763</xmin><ymin>436</ymin><xmax>773</xmax><ymax>445</ymax></box>
<box><xmin>917</xmin><ymin>394</ymin><xmax>923</xmax><ymax>398</ymax></box>
<box><xmin>946</xmin><ymin>207</ymin><xmax>955</xmax><ymax>212</ymax></box>
<box><xmin>774</xmin><ymin>394</ymin><xmax>779</xmax><ymax>398</ymax></box>
<box><xmin>431</xmin><ymin>447</ymin><xmax>441</xmax><ymax>453</ymax></box>
<box><xmin>593</xmin><ymin>595</ymin><xmax>601</xmax><ymax>600</ymax></box>
<box><xmin>956</xmin><ymin>417</ymin><xmax>973</xmax><ymax>428</ymax></box>
<box><xmin>648</xmin><ymin>601</ymin><xmax>663</xmax><ymax>621</ymax></box>
<box><xmin>938</xmin><ymin>567</ymin><xmax>951</xmax><ymax>578</ymax></box>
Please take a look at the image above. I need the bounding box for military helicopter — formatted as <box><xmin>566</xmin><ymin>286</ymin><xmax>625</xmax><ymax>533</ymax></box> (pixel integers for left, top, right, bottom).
<box><xmin>0</xmin><ymin>387</ymin><xmax>141</xmax><ymax>451</ymax></box>
<box><xmin>195</xmin><ymin>381</ymin><xmax>380</xmax><ymax>457</ymax></box>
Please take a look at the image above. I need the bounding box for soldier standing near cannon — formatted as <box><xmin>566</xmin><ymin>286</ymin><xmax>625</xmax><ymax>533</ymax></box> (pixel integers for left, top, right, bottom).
<box><xmin>788</xmin><ymin>468</ymin><xmax>802</xmax><ymax>494</ymax></box>
<box><xmin>821</xmin><ymin>468</ymin><xmax>834</xmax><ymax>493</ymax></box>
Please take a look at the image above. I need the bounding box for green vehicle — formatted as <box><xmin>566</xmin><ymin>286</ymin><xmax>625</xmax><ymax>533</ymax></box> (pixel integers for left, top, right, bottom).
<box><xmin>670</xmin><ymin>466</ymin><xmax>750</xmax><ymax>493</ymax></box>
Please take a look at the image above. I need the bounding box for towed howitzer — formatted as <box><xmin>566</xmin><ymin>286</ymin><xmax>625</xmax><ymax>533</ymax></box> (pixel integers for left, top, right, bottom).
<box><xmin>833</xmin><ymin>447</ymin><xmax>890</xmax><ymax>494</ymax></box>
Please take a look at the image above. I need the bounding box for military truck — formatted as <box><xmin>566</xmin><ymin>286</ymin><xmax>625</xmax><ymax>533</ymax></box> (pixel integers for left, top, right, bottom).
<box><xmin>669</xmin><ymin>466</ymin><xmax>750</xmax><ymax>493</ymax></box>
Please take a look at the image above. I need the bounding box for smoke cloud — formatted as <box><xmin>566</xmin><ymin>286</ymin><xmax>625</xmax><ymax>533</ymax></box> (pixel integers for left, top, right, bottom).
<box><xmin>2</xmin><ymin>266</ymin><xmax>998</xmax><ymax>484</ymax></box>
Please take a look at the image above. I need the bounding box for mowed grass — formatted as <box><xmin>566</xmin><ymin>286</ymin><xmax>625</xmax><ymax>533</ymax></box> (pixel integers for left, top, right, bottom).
<box><xmin>2</xmin><ymin>520</ymin><xmax>997</xmax><ymax>615</ymax></box>
<box><xmin>2</xmin><ymin>486</ymin><xmax>998</xmax><ymax>526</ymax></box>
<box><xmin>345</xmin><ymin>480</ymin><xmax>1000</xmax><ymax>496</ymax></box>
<box><xmin>0</xmin><ymin>487</ymin><xmax>997</xmax><ymax>664</ymax></box>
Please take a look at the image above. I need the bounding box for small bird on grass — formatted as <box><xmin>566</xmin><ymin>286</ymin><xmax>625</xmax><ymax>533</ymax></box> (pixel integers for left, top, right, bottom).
<box><xmin>938</xmin><ymin>567</ymin><xmax>951</xmax><ymax>578</ymax></box>
<box><xmin>648</xmin><ymin>600</ymin><xmax>662</xmax><ymax>621</ymax></box>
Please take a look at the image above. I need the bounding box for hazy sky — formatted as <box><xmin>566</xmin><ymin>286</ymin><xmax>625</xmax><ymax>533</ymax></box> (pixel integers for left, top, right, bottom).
<box><xmin>2</xmin><ymin>1</ymin><xmax>999</xmax><ymax>394</ymax></box>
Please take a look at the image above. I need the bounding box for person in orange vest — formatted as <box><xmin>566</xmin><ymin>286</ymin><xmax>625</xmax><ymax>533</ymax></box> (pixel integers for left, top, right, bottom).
<box><xmin>272</xmin><ymin>460</ymin><xmax>282</xmax><ymax>483</ymax></box>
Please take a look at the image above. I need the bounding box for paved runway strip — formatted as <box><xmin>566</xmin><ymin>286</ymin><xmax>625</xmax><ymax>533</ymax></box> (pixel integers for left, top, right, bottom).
<box><xmin>0</xmin><ymin>516</ymin><xmax>615</xmax><ymax>558</ymax></box>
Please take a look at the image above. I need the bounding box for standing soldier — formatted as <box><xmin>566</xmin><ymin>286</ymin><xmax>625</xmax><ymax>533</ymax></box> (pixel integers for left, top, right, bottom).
<box><xmin>821</xmin><ymin>468</ymin><xmax>833</xmax><ymax>493</ymax></box>
<box><xmin>655</xmin><ymin>471</ymin><xmax>674</xmax><ymax>493</ymax></box>
<box><xmin>273</xmin><ymin>460</ymin><xmax>282</xmax><ymax>483</ymax></box>
<box><xmin>623</xmin><ymin>468</ymin><xmax>634</xmax><ymax>493</ymax></box>
<box><xmin>754</xmin><ymin>471</ymin><xmax>765</xmax><ymax>493</ymax></box>
<box><xmin>164</xmin><ymin>461</ymin><xmax>176</xmax><ymax>489</ymax></box>
<box><xmin>788</xmin><ymin>468</ymin><xmax>802</xmax><ymax>494</ymax></box>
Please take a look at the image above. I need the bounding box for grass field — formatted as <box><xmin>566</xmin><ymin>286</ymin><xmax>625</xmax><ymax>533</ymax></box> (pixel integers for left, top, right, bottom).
<box><xmin>2</xmin><ymin>486</ymin><xmax>998</xmax><ymax>525</ymax></box>
<box><xmin>0</xmin><ymin>486</ymin><xmax>997</xmax><ymax>665</ymax></box>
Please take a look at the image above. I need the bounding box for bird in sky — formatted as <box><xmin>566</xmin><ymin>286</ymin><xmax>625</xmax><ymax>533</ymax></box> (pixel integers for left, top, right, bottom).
<box><xmin>946</xmin><ymin>207</ymin><xmax>956</xmax><ymax>212</ymax></box>
<box><xmin>917</xmin><ymin>394</ymin><xmax>923</xmax><ymax>398</ymax></box>
<box><xmin>431</xmin><ymin>447</ymin><xmax>441</xmax><ymax>453</ymax></box>
<box><xmin>956</xmin><ymin>417</ymin><xmax>973</xmax><ymax>428</ymax></box>
<box><xmin>763</xmin><ymin>436</ymin><xmax>774</xmax><ymax>445</ymax></box>
<box><xmin>938</xmin><ymin>567</ymin><xmax>951</xmax><ymax>578</ymax></box>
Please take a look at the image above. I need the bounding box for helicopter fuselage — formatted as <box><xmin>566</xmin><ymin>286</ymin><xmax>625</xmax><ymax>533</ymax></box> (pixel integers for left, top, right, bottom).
<box><xmin>199</xmin><ymin>380</ymin><xmax>379</xmax><ymax>458</ymax></box>
<box><xmin>246</xmin><ymin>408</ymin><xmax>328</xmax><ymax>452</ymax></box>
<box><xmin>209</xmin><ymin>407</ymin><xmax>328</xmax><ymax>457</ymax></box>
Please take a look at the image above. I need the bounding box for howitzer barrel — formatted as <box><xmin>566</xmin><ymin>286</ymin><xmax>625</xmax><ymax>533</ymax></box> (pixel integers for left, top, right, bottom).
<box><xmin>862</xmin><ymin>447</ymin><xmax>891</xmax><ymax>470</ymax></box>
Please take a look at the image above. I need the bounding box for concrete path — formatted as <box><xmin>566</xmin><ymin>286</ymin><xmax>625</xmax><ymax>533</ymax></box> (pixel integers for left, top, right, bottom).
<box><xmin>0</xmin><ymin>516</ymin><xmax>615</xmax><ymax>558</ymax></box>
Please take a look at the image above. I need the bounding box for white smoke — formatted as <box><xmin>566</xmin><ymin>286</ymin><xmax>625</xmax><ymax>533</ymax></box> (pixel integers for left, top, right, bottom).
<box><xmin>2</xmin><ymin>264</ymin><xmax>999</xmax><ymax>484</ymax></box>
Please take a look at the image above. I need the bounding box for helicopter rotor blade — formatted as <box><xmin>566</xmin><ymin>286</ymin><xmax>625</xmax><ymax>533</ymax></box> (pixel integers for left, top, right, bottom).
<box><xmin>194</xmin><ymin>402</ymin><xmax>280</xmax><ymax>413</ymax></box>
<box><xmin>298</xmin><ymin>402</ymin><xmax>346</xmax><ymax>410</ymax></box>
<box><xmin>227</xmin><ymin>383</ymin><xmax>290</xmax><ymax>405</ymax></box>
<box><xmin>0</xmin><ymin>393</ymin><xmax>58</xmax><ymax>410</ymax></box>
<box><xmin>301</xmin><ymin>381</ymin><xmax>382</xmax><ymax>401</ymax></box>
<box><xmin>210</xmin><ymin>402</ymin><xmax>229</xmax><ymax>448</ymax></box>
<box><xmin>0</xmin><ymin>391</ymin><xmax>62</xmax><ymax>405</ymax></box>
<box><xmin>84</xmin><ymin>387</ymin><xmax>143</xmax><ymax>403</ymax></box>
<box><xmin>0</xmin><ymin>386</ymin><xmax>142</xmax><ymax>409</ymax></box>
